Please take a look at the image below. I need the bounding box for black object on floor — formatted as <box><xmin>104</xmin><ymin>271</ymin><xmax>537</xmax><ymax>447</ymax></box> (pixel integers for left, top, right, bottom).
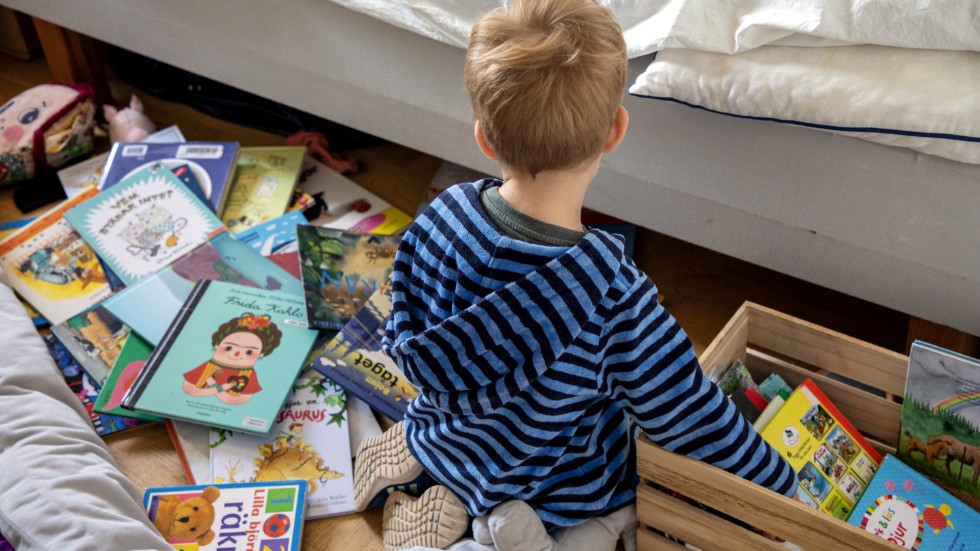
<box><xmin>12</xmin><ymin>171</ymin><xmax>67</xmax><ymax>213</ymax></box>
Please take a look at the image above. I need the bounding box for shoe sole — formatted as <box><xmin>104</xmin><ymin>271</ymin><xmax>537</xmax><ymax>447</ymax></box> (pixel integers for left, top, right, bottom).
<box><xmin>353</xmin><ymin>420</ymin><xmax>424</xmax><ymax>512</ymax></box>
<box><xmin>383</xmin><ymin>486</ymin><xmax>469</xmax><ymax>551</ymax></box>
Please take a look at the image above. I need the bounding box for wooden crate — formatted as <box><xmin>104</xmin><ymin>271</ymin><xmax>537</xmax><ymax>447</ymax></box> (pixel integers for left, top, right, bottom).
<box><xmin>636</xmin><ymin>301</ymin><xmax>909</xmax><ymax>551</ymax></box>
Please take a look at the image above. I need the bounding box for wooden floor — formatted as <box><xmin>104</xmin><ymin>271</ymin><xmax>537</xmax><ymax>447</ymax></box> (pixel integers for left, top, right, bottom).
<box><xmin>0</xmin><ymin>51</ymin><xmax>915</xmax><ymax>550</ymax></box>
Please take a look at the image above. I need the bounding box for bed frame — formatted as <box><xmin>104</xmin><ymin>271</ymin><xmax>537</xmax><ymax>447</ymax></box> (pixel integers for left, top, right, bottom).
<box><xmin>5</xmin><ymin>0</ymin><xmax>980</xmax><ymax>338</ymax></box>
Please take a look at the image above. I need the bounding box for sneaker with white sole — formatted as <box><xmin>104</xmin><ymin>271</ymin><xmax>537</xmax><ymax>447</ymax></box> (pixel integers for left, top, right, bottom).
<box><xmin>383</xmin><ymin>485</ymin><xmax>469</xmax><ymax>551</ymax></box>
<box><xmin>354</xmin><ymin>420</ymin><xmax>433</xmax><ymax>512</ymax></box>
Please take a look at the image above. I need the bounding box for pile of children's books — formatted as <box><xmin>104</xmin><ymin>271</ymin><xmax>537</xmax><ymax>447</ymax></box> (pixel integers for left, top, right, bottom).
<box><xmin>708</xmin><ymin>339</ymin><xmax>980</xmax><ymax>550</ymax></box>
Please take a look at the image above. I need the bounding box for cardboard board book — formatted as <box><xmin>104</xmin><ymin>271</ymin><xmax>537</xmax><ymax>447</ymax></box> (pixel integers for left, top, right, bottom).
<box><xmin>121</xmin><ymin>280</ymin><xmax>317</xmax><ymax>435</ymax></box>
<box><xmin>222</xmin><ymin>146</ymin><xmax>306</xmax><ymax>233</ymax></box>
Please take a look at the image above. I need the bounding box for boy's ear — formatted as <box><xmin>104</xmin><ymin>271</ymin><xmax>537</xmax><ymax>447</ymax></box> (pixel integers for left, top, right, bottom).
<box><xmin>602</xmin><ymin>106</ymin><xmax>629</xmax><ymax>153</ymax></box>
<box><xmin>474</xmin><ymin>121</ymin><xmax>498</xmax><ymax>161</ymax></box>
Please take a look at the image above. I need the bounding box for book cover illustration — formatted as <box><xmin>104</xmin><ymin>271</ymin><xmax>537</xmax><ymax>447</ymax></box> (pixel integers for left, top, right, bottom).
<box><xmin>759</xmin><ymin>378</ymin><xmax>883</xmax><ymax>520</ymax></box>
<box><xmin>0</xmin><ymin>187</ymin><xmax>112</xmax><ymax>325</ymax></box>
<box><xmin>297</xmin><ymin>225</ymin><xmax>400</xmax><ymax>330</ymax></box>
<box><xmin>57</xmin><ymin>151</ymin><xmax>109</xmax><ymax>199</ymax></box>
<box><xmin>65</xmin><ymin>164</ymin><xmax>226</xmax><ymax>286</ymax></box>
<box><xmin>298</xmin><ymin>158</ymin><xmax>411</xmax><ymax>235</ymax></box>
<box><xmin>43</xmin><ymin>333</ymin><xmax>150</xmax><ymax>436</ymax></box>
<box><xmin>311</xmin><ymin>279</ymin><xmax>418</xmax><ymax>421</ymax></box>
<box><xmin>233</xmin><ymin>209</ymin><xmax>306</xmax><ymax>256</ymax></box>
<box><xmin>210</xmin><ymin>370</ymin><xmax>356</xmax><ymax>518</ymax></box>
<box><xmin>849</xmin><ymin>454</ymin><xmax>980</xmax><ymax>550</ymax></box>
<box><xmin>123</xmin><ymin>280</ymin><xmax>318</xmax><ymax>435</ymax></box>
<box><xmin>93</xmin><ymin>333</ymin><xmax>162</xmax><ymax>421</ymax></box>
<box><xmin>49</xmin><ymin>304</ymin><xmax>131</xmax><ymax>386</ymax></box>
<box><xmin>102</xmin><ymin>231</ymin><xmax>302</xmax><ymax>346</ymax></box>
<box><xmin>143</xmin><ymin>480</ymin><xmax>306</xmax><ymax>550</ymax></box>
<box><xmin>899</xmin><ymin>340</ymin><xmax>980</xmax><ymax>511</ymax></box>
<box><xmin>98</xmin><ymin>141</ymin><xmax>240</xmax><ymax>214</ymax></box>
<box><xmin>222</xmin><ymin>146</ymin><xmax>306</xmax><ymax>233</ymax></box>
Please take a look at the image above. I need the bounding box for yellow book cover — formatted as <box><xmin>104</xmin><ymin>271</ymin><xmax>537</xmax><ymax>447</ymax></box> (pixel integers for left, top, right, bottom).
<box><xmin>223</xmin><ymin>146</ymin><xmax>306</xmax><ymax>233</ymax></box>
<box><xmin>759</xmin><ymin>378</ymin><xmax>883</xmax><ymax>520</ymax></box>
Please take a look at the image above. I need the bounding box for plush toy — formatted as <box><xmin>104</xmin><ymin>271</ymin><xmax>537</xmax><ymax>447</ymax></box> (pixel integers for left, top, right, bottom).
<box><xmin>151</xmin><ymin>485</ymin><xmax>220</xmax><ymax>546</ymax></box>
<box><xmin>103</xmin><ymin>95</ymin><xmax>156</xmax><ymax>143</ymax></box>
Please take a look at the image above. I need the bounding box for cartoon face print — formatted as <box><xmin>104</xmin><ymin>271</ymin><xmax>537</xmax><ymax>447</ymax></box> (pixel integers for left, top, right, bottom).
<box><xmin>0</xmin><ymin>86</ymin><xmax>77</xmax><ymax>149</ymax></box>
<box><xmin>137</xmin><ymin>205</ymin><xmax>174</xmax><ymax>231</ymax></box>
<box><xmin>213</xmin><ymin>331</ymin><xmax>264</xmax><ymax>368</ymax></box>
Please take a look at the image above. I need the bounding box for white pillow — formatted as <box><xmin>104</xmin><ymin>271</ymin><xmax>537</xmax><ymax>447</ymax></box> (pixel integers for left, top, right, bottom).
<box><xmin>629</xmin><ymin>45</ymin><xmax>980</xmax><ymax>164</ymax></box>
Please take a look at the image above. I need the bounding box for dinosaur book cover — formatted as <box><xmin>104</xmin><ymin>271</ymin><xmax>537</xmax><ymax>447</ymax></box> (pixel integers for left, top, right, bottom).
<box><xmin>143</xmin><ymin>480</ymin><xmax>306</xmax><ymax>550</ymax></box>
<box><xmin>899</xmin><ymin>341</ymin><xmax>980</xmax><ymax>512</ymax></box>
<box><xmin>849</xmin><ymin>455</ymin><xmax>980</xmax><ymax>549</ymax></box>
<box><xmin>210</xmin><ymin>370</ymin><xmax>355</xmax><ymax>518</ymax></box>
<box><xmin>0</xmin><ymin>187</ymin><xmax>113</xmax><ymax>325</ymax></box>
<box><xmin>296</xmin><ymin>225</ymin><xmax>400</xmax><ymax>330</ymax></box>
<box><xmin>121</xmin><ymin>280</ymin><xmax>318</xmax><ymax>435</ymax></box>
<box><xmin>64</xmin><ymin>164</ymin><xmax>226</xmax><ymax>286</ymax></box>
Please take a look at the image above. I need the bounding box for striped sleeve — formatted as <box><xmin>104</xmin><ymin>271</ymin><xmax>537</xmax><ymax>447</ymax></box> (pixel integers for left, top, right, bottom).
<box><xmin>598</xmin><ymin>276</ymin><xmax>798</xmax><ymax>498</ymax></box>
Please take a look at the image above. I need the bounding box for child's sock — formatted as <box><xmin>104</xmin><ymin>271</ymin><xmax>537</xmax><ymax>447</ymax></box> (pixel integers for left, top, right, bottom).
<box><xmin>383</xmin><ymin>485</ymin><xmax>469</xmax><ymax>551</ymax></box>
<box><xmin>353</xmin><ymin>420</ymin><xmax>431</xmax><ymax>511</ymax></box>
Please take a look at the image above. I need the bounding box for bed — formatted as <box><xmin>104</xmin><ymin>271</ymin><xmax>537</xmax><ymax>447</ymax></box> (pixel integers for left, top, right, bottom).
<box><xmin>3</xmin><ymin>0</ymin><xmax>980</xmax><ymax>337</ymax></box>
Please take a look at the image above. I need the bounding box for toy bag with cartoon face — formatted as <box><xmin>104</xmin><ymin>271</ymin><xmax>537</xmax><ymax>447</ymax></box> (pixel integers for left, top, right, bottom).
<box><xmin>0</xmin><ymin>83</ymin><xmax>96</xmax><ymax>186</ymax></box>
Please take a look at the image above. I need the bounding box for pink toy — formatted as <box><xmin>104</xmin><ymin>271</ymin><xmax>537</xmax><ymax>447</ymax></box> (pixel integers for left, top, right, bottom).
<box><xmin>103</xmin><ymin>95</ymin><xmax>157</xmax><ymax>143</ymax></box>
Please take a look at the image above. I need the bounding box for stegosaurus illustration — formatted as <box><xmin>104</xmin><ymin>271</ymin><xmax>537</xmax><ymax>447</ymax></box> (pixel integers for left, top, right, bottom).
<box><xmin>228</xmin><ymin>435</ymin><xmax>344</xmax><ymax>492</ymax></box>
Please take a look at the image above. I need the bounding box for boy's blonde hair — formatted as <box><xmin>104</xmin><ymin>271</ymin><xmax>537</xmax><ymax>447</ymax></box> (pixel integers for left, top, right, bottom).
<box><xmin>465</xmin><ymin>0</ymin><xmax>627</xmax><ymax>177</ymax></box>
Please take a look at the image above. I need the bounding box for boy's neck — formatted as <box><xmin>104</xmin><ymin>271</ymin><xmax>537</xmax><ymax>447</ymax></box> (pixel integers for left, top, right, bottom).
<box><xmin>497</xmin><ymin>159</ymin><xmax>598</xmax><ymax>232</ymax></box>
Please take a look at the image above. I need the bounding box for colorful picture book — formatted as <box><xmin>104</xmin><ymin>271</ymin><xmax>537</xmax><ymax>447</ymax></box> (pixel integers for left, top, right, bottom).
<box><xmin>210</xmin><ymin>370</ymin><xmax>355</xmax><ymax>518</ymax></box>
<box><xmin>101</xmin><ymin>231</ymin><xmax>303</xmax><ymax>346</ymax></box>
<box><xmin>849</xmin><ymin>454</ymin><xmax>980</xmax><ymax>549</ymax></box>
<box><xmin>297</xmin><ymin>225</ymin><xmax>400</xmax><ymax>330</ymax></box>
<box><xmin>165</xmin><ymin>419</ymin><xmax>214</xmax><ymax>485</ymax></box>
<box><xmin>759</xmin><ymin>378</ymin><xmax>882</xmax><ymax>520</ymax></box>
<box><xmin>65</xmin><ymin>164</ymin><xmax>226</xmax><ymax>286</ymax></box>
<box><xmin>899</xmin><ymin>340</ymin><xmax>980</xmax><ymax>511</ymax></box>
<box><xmin>298</xmin><ymin>157</ymin><xmax>411</xmax><ymax>235</ymax></box>
<box><xmin>57</xmin><ymin>151</ymin><xmax>109</xmax><ymax>199</ymax></box>
<box><xmin>143</xmin><ymin>480</ymin><xmax>306</xmax><ymax>550</ymax></box>
<box><xmin>222</xmin><ymin>146</ymin><xmax>306</xmax><ymax>233</ymax></box>
<box><xmin>93</xmin><ymin>333</ymin><xmax>162</xmax><ymax>422</ymax></box>
<box><xmin>49</xmin><ymin>304</ymin><xmax>131</xmax><ymax>386</ymax></box>
<box><xmin>0</xmin><ymin>188</ymin><xmax>113</xmax><ymax>325</ymax></box>
<box><xmin>121</xmin><ymin>280</ymin><xmax>318</xmax><ymax>435</ymax></box>
<box><xmin>233</xmin><ymin>210</ymin><xmax>306</xmax><ymax>256</ymax></box>
<box><xmin>311</xmin><ymin>281</ymin><xmax>418</xmax><ymax>421</ymax></box>
<box><xmin>98</xmin><ymin>141</ymin><xmax>240</xmax><ymax>214</ymax></box>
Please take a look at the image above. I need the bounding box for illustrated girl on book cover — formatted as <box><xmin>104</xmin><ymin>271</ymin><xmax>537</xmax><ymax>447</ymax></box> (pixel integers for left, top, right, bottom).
<box><xmin>183</xmin><ymin>313</ymin><xmax>283</xmax><ymax>405</ymax></box>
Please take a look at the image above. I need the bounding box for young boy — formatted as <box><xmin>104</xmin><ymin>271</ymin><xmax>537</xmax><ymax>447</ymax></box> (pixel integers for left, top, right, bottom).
<box><xmin>355</xmin><ymin>1</ymin><xmax>798</xmax><ymax>549</ymax></box>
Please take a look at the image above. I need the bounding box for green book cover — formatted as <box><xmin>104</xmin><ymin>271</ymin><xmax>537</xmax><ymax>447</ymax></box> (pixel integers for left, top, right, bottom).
<box><xmin>94</xmin><ymin>332</ymin><xmax>162</xmax><ymax>421</ymax></box>
<box><xmin>222</xmin><ymin>146</ymin><xmax>306</xmax><ymax>234</ymax></box>
<box><xmin>121</xmin><ymin>280</ymin><xmax>318</xmax><ymax>435</ymax></box>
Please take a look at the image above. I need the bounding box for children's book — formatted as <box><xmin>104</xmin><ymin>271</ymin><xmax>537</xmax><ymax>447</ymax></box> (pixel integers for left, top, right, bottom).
<box><xmin>93</xmin><ymin>333</ymin><xmax>162</xmax><ymax>421</ymax></box>
<box><xmin>759</xmin><ymin>378</ymin><xmax>883</xmax><ymax>520</ymax></box>
<box><xmin>49</xmin><ymin>304</ymin><xmax>131</xmax><ymax>386</ymax></box>
<box><xmin>898</xmin><ymin>340</ymin><xmax>980</xmax><ymax>511</ymax></box>
<box><xmin>43</xmin><ymin>333</ymin><xmax>151</xmax><ymax>436</ymax></box>
<box><xmin>848</xmin><ymin>454</ymin><xmax>980</xmax><ymax>549</ymax></box>
<box><xmin>65</xmin><ymin>164</ymin><xmax>226</xmax><ymax>286</ymax></box>
<box><xmin>165</xmin><ymin>418</ymin><xmax>214</xmax><ymax>485</ymax></box>
<box><xmin>143</xmin><ymin>480</ymin><xmax>306</xmax><ymax>550</ymax></box>
<box><xmin>233</xmin><ymin>210</ymin><xmax>306</xmax><ymax>256</ymax></box>
<box><xmin>98</xmin><ymin>141</ymin><xmax>240</xmax><ymax>214</ymax></box>
<box><xmin>268</xmin><ymin>250</ymin><xmax>301</xmax><ymax>281</ymax></box>
<box><xmin>222</xmin><ymin>146</ymin><xmax>306</xmax><ymax>233</ymax></box>
<box><xmin>311</xmin><ymin>280</ymin><xmax>418</xmax><ymax>421</ymax></box>
<box><xmin>209</xmin><ymin>370</ymin><xmax>356</xmax><ymax>518</ymax></box>
<box><xmin>101</xmin><ymin>231</ymin><xmax>303</xmax><ymax>346</ymax></box>
<box><xmin>297</xmin><ymin>225</ymin><xmax>400</xmax><ymax>330</ymax></box>
<box><xmin>298</xmin><ymin>158</ymin><xmax>412</xmax><ymax>235</ymax></box>
<box><xmin>717</xmin><ymin>359</ymin><xmax>760</xmax><ymax>397</ymax></box>
<box><xmin>0</xmin><ymin>188</ymin><xmax>113</xmax><ymax>325</ymax></box>
<box><xmin>56</xmin><ymin>152</ymin><xmax>109</xmax><ymax>199</ymax></box>
<box><xmin>121</xmin><ymin>280</ymin><xmax>318</xmax><ymax>435</ymax></box>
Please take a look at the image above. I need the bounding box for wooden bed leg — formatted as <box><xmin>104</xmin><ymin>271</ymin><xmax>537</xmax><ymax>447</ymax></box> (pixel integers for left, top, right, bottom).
<box><xmin>906</xmin><ymin>316</ymin><xmax>980</xmax><ymax>357</ymax></box>
<box><xmin>31</xmin><ymin>16</ymin><xmax>114</xmax><ymax>109</ymax></box>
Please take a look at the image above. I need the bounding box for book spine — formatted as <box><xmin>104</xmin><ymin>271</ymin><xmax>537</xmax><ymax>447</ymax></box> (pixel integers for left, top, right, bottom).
<box><xmin>120</xmin><ymin>279</ymin><xmax>211</xmax><ymax>410</ymax></box>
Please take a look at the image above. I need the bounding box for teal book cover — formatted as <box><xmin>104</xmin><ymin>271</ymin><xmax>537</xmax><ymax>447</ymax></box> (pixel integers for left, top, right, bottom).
<box><xmin>64</xmin><ymin>164</ymin><xmax>226</xmax><ymax>285</ymax></box>
<box><xmin>848</xmin><ymin>454</ymin><xmax>980</xmax><ymax>549</ymax></box>
<box><xmin>121</xmin><ymin>280</ymin><xmax>318</xmax><ymax>435</ymax></box>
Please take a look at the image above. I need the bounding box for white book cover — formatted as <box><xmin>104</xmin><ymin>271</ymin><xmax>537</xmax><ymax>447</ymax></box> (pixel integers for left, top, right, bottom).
<box><xmin>209</xmin><ymin>370</ymin><xmax>355</xmax><ymax>518</ymax></box>
<box><xmin>298</xmin><ymin>158</ymin><xmax>411</xmax><ymax>235</ymax></box>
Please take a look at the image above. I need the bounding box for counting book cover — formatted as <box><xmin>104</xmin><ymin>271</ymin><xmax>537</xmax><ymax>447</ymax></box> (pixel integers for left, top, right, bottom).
<box><xmin>121</xmin><ymin>280</ymin><xmax>318</xmax><ymax>435</ymax></box>
<box><xmin>143</xmin><ymin>480</ymin><xmax>306</xmax><ymax>550</ymax></box>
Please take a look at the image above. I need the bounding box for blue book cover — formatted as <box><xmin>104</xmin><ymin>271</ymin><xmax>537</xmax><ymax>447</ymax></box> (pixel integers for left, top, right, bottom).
<box><xmin>98</xmin><ymin>141</ymin><xmax>240</xmax><ymax>214</ymax></box>
<box><xmin>143</xmin><ymin>480</ymin><xmax>306</xmax><ymax>550</ymax></box>
<box><xmin>122</xmin><ymin>280</ymin><xmax>318</xmax><ymax>435</ymax></box>
<box><xmin>849</xmin><ymin>454</ymin><xmax>980</xmax><ymax>549</ymax></box>
<box><xmin>234</xmin><ymin>209</ymin><xmax>306</xmax><ymax>256</ymax></box>
<box><xmin>65</xmin><ymin>164</ymin><xmax>226</xmax><ymax>286</ymax></box>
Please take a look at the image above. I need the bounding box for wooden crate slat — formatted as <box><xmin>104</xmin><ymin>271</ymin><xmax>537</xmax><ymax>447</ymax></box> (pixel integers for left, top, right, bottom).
<box><xmin>698</xmin><ymin>303</ymin><xmax>749</xmax><ymax>372</ymax></box>
<box><xmin>636</xmin><ymin>527</ymin><xmax>688</xmax><ymax>551</ymax></box>
<box><xmin>637</xmin><ymin>438</ymin><xmax>898</xmax><ymax>551</ymax></box>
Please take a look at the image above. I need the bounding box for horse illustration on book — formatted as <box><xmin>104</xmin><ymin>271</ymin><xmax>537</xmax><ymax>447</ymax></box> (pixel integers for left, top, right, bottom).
<box><xmin>182</xmin><ymin>313</ymin><xmax>283</xmax><ymax>405</ymax></box>
<box><xmin>119</xmin><ymin>204</ymin><xmax>187</xmax><ymax>259</ymax></box>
